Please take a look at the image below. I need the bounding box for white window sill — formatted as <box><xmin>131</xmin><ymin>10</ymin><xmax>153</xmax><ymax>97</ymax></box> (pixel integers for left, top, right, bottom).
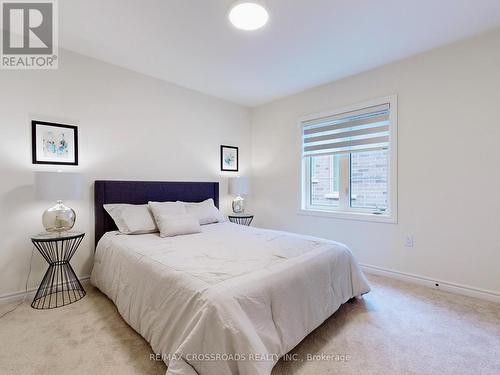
<box><xmin>297</xmin><ymin>208</ymin><xmax>397</xmax><ymax>224</ymax></box>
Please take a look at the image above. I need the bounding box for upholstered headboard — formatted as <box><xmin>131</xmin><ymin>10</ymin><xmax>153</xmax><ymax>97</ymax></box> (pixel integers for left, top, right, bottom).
<box><xmin>94</xmin><ymin>180</ymin><xmax>219</xmax><ymax>247</ymax></box>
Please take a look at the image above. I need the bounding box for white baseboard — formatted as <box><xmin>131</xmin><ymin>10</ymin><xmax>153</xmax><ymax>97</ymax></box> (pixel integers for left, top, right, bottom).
<box><xmin>0</xmin><ymin>276</ymin><xmax>91</xmax><ymax>305</ymax></box>
<box><xmin>360</xmin><ymin>264</ymin><xmax>500</xmax><ymax>303</ymax></box>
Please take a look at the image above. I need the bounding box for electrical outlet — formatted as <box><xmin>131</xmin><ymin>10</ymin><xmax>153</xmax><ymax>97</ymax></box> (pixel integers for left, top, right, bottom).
<box><xmin>404</xmin><ymin>235</ymin><xmax>414</xmax><ymax>247</ymax></box>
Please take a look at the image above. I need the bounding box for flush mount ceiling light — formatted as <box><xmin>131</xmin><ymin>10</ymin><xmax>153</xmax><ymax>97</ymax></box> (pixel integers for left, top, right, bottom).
<box><xmin>228</xmin><ymin>2</ymin><xmax>269</xmax><ymax>31</ymax></box>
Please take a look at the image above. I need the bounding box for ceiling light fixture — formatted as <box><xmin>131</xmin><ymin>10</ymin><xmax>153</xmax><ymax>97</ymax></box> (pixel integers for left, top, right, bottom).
<box><xmin>228</xmin><ymin>2</ymin><xmax>269</xmax><ymax>31</ymax></box>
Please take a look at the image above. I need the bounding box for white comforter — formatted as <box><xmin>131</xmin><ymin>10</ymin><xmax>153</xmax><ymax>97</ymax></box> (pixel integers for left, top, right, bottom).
<box><xmin>91</xmin><ymin>222</ymin><xmax>370</xmax><ymax>375</ymax></box>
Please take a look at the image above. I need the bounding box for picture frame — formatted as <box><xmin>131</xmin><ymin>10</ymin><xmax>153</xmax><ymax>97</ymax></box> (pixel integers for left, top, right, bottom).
<box><xmin>220</xmin><ymin>145</ymin><xmax>238</xmax><ymax>172</ymax></box>
<box><xmin>32</xmin><ymin>120</ymin><xmax>79</xmax><ymax>165</ymax></box>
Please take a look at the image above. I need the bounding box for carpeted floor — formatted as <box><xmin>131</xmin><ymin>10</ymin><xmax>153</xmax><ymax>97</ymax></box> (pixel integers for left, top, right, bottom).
<box><xmin>0</xmin><ymin>274</ymin><xmax>499</xmax><ymax>375</ymax></box>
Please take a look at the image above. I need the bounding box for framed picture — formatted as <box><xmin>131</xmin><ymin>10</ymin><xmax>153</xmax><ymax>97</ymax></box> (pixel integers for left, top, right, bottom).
<box><xmin>220</xmin><ymin>145</ymin><xmax>238</xmax><ymax>172</ymax></box>
<box><xmin>32</xmin><ymin>120</ymin><xmax>78</xmax><ymax>165</ymax></box>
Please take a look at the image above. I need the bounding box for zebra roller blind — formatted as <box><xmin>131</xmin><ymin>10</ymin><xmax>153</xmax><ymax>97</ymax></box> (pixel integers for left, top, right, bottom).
<box><xmin>302</xmin><ymin>103</ymin><xmax>390</xmax><ymax>157</ymax></box>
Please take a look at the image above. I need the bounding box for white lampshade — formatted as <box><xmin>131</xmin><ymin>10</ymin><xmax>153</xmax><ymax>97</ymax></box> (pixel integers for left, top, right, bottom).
<box><xmin>229</xmin><ymin>177</ymin><xmax>249</xmax><ymax>196</ymax></box>
<box><xmin>35</xmin><ymin>172</ymin><xmax>82</xmax><ymax>201</ymax></box>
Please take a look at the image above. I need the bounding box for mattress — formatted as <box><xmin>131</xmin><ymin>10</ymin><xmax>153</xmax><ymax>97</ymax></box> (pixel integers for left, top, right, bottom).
<box><xmin>91</xmin><ymin>222</ymin><xmax>370</xmax><ymax>375</ymax></box>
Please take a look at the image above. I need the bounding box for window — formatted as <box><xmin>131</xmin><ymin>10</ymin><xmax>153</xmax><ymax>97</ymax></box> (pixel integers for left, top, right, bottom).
<box><xmin>300</xmin><ymin>96</ymin><xmax>397</xmax><ymax>222</ymax></box>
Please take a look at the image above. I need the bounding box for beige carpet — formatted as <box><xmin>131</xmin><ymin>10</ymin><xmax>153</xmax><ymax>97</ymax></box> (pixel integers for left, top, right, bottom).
<box><xmin>0</xmin><ymin>274</ymin><xmax>499</xmax><ymax>375</ymax></box>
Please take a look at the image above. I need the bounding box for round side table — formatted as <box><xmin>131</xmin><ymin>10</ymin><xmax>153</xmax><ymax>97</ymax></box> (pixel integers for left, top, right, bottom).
<box><xmin>228</xmin><ymin>214</ymin><xmax>254</xmax><ymax>226</ymax></box>
<box><xmin>30</xmin><ymin>232</ymin><xmax>86</xmax><ymax>309</ymax></box>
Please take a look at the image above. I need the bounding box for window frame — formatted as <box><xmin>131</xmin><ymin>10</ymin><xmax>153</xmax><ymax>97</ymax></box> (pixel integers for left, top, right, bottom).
<box><xmin>298</xmin><ymin>95</ymin><xmax>398</xmax><ymax>224</ymax></box>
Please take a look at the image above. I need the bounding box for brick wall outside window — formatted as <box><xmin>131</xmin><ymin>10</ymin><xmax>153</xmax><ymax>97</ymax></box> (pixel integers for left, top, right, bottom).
<box><xmin>351</xmin><ymin>150</ymin><xmax>388</xmax><ymax>209</ymax></box>
<box><xmin>310</xmin><ymin>150</ymin><xmax>388</xmax><ymax>209</ymax></box>
<box><xmin>311</xmin><ymin>155</ymin><xmax>338</xmax><ymax>206</ymax></box>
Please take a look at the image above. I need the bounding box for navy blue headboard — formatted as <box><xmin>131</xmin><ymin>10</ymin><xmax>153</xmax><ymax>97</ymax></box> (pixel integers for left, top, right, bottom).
<box><xmin>94</xmin><ymin>180</ymin><xmax>219</xmax><ymax>247</ymax></box>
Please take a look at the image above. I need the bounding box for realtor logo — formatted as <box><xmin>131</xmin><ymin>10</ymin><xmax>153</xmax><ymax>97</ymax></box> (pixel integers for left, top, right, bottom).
<box><xmin>1</xmin><ymin>0</ymin><xmax>58</xmax><ymax>69</ymax></box>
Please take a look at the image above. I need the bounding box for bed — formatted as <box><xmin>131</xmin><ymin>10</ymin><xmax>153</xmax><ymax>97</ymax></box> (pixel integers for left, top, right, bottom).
<box><xmin>91</xmin><ymin>180</ymin><xmax>370</xmax><ymax>375</ymax></box>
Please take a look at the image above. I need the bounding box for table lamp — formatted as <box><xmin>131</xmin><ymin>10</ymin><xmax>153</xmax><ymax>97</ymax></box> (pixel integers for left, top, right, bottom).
<box><xmin>229</xmin><ymin>177</ymin><xmax>249</xmax><ymax>213</ymax></box>
<box><xmin>35</xmin><ymin>172</ymin><xmax>82</xmax><ymax>233</ymax></box>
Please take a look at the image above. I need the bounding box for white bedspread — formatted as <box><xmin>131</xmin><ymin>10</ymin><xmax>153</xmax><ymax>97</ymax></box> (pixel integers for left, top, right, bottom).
<box><xmin>91</xmin><ymin>222</ymin><xmax>370</xmax><ymax>375</ymax></box>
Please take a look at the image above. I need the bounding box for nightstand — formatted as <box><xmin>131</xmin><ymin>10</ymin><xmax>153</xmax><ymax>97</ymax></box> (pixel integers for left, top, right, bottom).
<box><xmin>30</xmin><ymin>232</ymin><xmax>86</xmax><ymax>309</ymax></box>
<box><xmin>228</xmin><ymin>214</ymin><xmax>254</xmax><ymax>226</ymax></box>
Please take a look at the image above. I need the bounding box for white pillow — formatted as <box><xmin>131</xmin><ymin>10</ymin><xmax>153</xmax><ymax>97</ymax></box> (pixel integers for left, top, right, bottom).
<box><xmin>148</xmin><ymin>201</ymin><xmax>186</xmax><ymax>233</ymax></box>
<box><xmin>154</xmin><ymin>213</ymin><xmax>201</xmax><ymax>237</ymax></box>
<box><xmin>181</xmin><ymin>199</ymin><xmax>225</xmax><ymax>225</ymax></box>
<box><xmin>104</xmin><ymin>204</ymin><xmax>158</xmax><ymax>234</ymax></box>
<box><xmin>148</xmin><ymin>201</ymin><xmax>187</xmax><ymax>217</ymax></box>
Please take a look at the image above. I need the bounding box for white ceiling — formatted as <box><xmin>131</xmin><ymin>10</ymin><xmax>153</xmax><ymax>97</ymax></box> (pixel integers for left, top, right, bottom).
<box><xmin>60</xmin><ymin>0</ymin><xmax>500</xmax><ymax>107</ymax></box>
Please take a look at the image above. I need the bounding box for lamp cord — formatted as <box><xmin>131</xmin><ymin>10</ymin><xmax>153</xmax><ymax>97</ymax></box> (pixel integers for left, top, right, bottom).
<box><xmin>0</xmin><ymin>246</ymin><xmax>35</xmax><ymax>319</ymax></box>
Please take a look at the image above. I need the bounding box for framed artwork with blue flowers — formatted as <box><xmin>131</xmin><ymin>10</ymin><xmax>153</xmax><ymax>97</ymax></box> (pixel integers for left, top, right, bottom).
<box><xmin>220</xmin><ymin>145</ymin><xmax>238</xmax><ymax>172</ymax></box>
<box><xmin>32</xmin><ymin>120</ymin><xmax>78</xmax><ymax>165</ymax></box>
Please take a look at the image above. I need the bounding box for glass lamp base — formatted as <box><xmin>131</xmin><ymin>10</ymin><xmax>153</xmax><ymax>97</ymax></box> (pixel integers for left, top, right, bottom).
<box><xmin>232</xmin><ymin>196</ymin><xmax>246</xmax><ymax>214</ymax></box>
<box><xmin>42</xmin><ymin>200</ymin><xmax>76</xmax><ymax>233</ymax></box>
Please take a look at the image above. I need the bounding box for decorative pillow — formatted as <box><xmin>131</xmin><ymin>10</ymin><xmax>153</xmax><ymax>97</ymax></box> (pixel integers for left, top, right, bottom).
<box><xmin>148</xmin><ymin>202</ymin><xmax>187</xmax><ymax>237</ymax></box>
<box><xmin>103</xmin><ymin>204</ymin><xmax>158</xmax><ymax>234</ymax></box>
<box><xmin>181</xmin><ymin>199</ymin><xmax>225</xmax><ymax>225</ymax></box>
<box><xmin>153</xmin><ymin>213</ymin><xmax>201</xmax><ymax>237</ymax></box>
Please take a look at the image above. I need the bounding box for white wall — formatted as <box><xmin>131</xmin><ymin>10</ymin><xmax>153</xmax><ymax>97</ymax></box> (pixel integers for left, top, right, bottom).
<box><xmin>0</xmin><ymin>50</ymin><xmax>250</xmax><ymax>298</ymax></box>
<box><xmin>250</xmin><ymin>29</ymin><xmax>500</xmax><ymax>294</ymax></box>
